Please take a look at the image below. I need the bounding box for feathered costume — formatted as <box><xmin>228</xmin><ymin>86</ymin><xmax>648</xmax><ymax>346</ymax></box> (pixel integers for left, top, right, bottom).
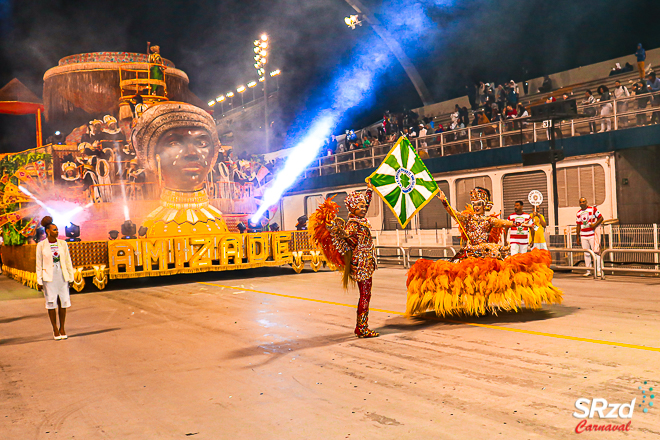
<box><xmin>406</xmin><ymin>187</ymin><xmax>562</xmax><ymax>316</ymax></box>
<box><xmin>310</xmin><ymin>189</ymin><xmax>379</xmax><ymax>338</ymax></box>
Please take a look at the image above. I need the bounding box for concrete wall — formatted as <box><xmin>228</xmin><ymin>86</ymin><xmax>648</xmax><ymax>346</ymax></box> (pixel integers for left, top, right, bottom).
<box><xmin>523</xmin><ymin>48</ymin><xmax>660</xmax><ymax>97</ymax></box>
<box><xmin>414</xmin><ymin>95</ymin><xmax>471</xmax><ymax>119</ymax></box>
<box><xmin>615</xmin><ymin>145</ymin><xmax>660</xmax><ymax>224</ymax></box>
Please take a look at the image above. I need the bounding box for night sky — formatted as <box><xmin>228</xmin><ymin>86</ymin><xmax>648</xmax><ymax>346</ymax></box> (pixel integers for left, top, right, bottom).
<box><xmin>1</xmin><ymin>0</ymin><xmax>659</xmax><ymax>152</ymax></box>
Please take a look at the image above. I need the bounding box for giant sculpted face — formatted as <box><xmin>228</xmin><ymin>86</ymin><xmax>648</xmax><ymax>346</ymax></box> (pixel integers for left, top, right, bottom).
<box><xmin>133</xmin><ymin>102</ymin><xmax>220</xmax><ymax>192</ymax></box>
<box><xmin>155</xmin><ymin>127</ymin><xmax>215</xmax><ymax>191</ymax></box>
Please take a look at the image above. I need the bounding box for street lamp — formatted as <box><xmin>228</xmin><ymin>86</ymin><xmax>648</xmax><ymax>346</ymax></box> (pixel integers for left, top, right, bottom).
<box><xmin>270</xmin><ymin>69</ymin><xmax>281</xmax><ymax>90</ymax></box>
<box><xmin>237</xmin><ymin>85</ymin><xmax>246</xmax><ymax>105</ymax></box>
<box><xmin>254</xmin><ymin>33</ymin><xmax>269</xmax><ymax>151</ymax></box>
<box><xmin>247</xmin><ymin>81</ymin><xmax>257</xmax><ymax>101</ymax></box>
<box><xmin>216</xmin><ymin>95</ymin><xmax>226</xmax><ymax>113</ymax></box>
<box><xmin>208</xmin><ymin>100</ymin><xmax>216</xmax><ymax>107</ymax></box>
<box><xmin>226</xmin><ymin>91</ymin><xmax>234</xmax><ymax>108</ymax></box>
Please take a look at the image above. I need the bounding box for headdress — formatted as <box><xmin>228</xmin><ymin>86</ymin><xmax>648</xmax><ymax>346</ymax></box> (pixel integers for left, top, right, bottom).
<box><xmin>345</xmin><ymin>190</ymin><xmax>369</xmax><ymax>212</ymax></box>
<box><xmin>90</xmin><ymin>119</ymin><xmax>103</xmax><ymax>125</ymax></box>
<box><xmin>132</xmin><ymin>102</ymin><xmax>219</xmax><ymax>174</ymax></box>
<box><xmin>469</xmin><ymin>187</ymin><xmax>493</xmax><ymax>211</ymax></box>
<box><xmin>103</xmin><ymin>115</ymin><xmax>117</xmax><ymax>125</ymax></box>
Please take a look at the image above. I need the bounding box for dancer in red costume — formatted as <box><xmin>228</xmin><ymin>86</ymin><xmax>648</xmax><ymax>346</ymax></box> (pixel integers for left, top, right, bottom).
<box><xmin>310</xmin><ymin>184</ymin><xmax>379</xmax><ymax>338</ymax></box>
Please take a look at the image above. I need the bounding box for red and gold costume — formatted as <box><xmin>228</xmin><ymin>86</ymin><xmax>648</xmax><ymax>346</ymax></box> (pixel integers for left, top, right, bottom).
<box><xmin>406</xmin><ymin>187</ymin><xmax>562</xmax><ymax>317</ymax></box>
<box><xmin>310</xmin><ymin>189</ymin><xmax>379</xmax><ymax>338</ymax></box>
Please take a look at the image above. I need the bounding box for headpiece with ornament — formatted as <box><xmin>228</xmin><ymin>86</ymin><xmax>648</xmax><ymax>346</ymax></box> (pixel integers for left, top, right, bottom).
<box><xmin>345</xmin><ymin>190</ymin><xmax>370</xmax><ymax>213</ymax></box>
<box><xmin>103</xmin><ymin>115</ymin><xmax>117</xmax><ymax>125</ymax></box>
<box><xmin>469</xmin><ymin>187</ymin><xmax>493</xmax><ymax>211</ymax></box>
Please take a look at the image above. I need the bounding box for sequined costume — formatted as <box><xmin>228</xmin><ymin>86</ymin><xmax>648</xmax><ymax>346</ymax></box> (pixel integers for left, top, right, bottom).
<box><xmin>310</xmin><ymin>189</ymin><xmax>379</xmax><ymax>338</ymax></box>
<box><xmin>406</xmin><ymin>187</ymin><xmax>562</xmax><ymax>316</ymax></box>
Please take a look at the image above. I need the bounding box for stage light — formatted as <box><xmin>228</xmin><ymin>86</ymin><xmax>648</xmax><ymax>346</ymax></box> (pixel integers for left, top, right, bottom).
<box><xmin>259</xmin><ymin>77</ymin><xmax>265</xmax><ymax>82</ymax></box>
<box><xmin>236</xmin><ymin>222</ymin><xmax>247</xmax><ymax>233</ymax></box>
<box><xmin>109</xmin><ymin>230</ymin><xmax>119</xmax><ymax>240</ymax></box>
<box><xmin>254</xmin><ymin>40</ymin><xmax>260</xmax><ymax>46</ymax></box>
<box><xmin>261</xmin><ymin>58</ymin><xmax>267</xmax><ymax>65</ymax></box>
<box><xmin>254</xmin><ymin>63</ymin><xmax>260</xmax><ymax>69</ymax></box>
<box><xmin>254</xmin><ymin>47</ymin><xmax>260</xmax><ymax>53</ymax></box>
<box><xmin>121</xmin><ymin>220</ymin><xmax>137</xmax><ymax>239</ymax></box>
<box><xmin>217</xmin><ymin>95</ymin><xmax>226</xmax><ymax>102</ymax></box>
<box><xmin>247</xmin><ymin>81</ymin><xmax>257</xmax><ymax>88</ymax></box>
<box><xmin>226</xmin><ymin>91</ymin><xmax>234</xmax><ymax>98</ymax></box>
<box><xmin>270</xmin><ymin>69</ymin><xmax>280</xmax><ymax>76</ymax></box>
<box><xmin>237</xmin><ymin>85</ymin><xmax>246</xmax><ymax>93</ymax></box>
<box><xmin>54</xmin><ymin>131</ymin><xmax>61</xmax><ymax>136</ymax></box>
<box><xmin>260</xmin><ymin>42</ymin><xmax>267</xmax><ymax>49</ymax></box>
<box><xmin>254</xmin><ymin>55</ymin><xmax>260</xmax><ymax>61</ymax></box>
<box><xmin>138</xmin><ymin>226</ymin><xmax>148</xmax><ymax>237</ymax></box>
<box><xmin>345</xmin><ymin>14</ymin><xmax>362</xmax><ymax>29</ymax></box>
<box><xmin>269</xmin><ymin>222</ymin><xmax>280</xmax><ymax>232</ymax></box>
<box><xmin>208</xmin><ymin>100</ymin><xmax>215</xmax><ymax>106</ymax></box>
<box><xmin>260</xmin><ymin>50</ymin><xmax>267</xmax><ymax>57</ymax></box>
<box><xmin>261</xmin><ymin>34</ymin><xmax>268</xmax><ymax>41</ymax></box>
<box><xmin>65</xmin><ymin>223</ymin><xmax>81</xmax><ymax>242</ymax></box>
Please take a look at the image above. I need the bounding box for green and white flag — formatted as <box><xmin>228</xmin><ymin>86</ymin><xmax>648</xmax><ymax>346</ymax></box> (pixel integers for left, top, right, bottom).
<box><xmin>367</xmin><ymin>136</ymin><xmax>439</xmax><ymax>228</ymax></box>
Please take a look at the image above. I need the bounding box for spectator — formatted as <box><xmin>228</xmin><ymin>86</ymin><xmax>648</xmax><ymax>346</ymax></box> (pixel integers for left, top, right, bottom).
<box><xmin>434</xmin><ymin>123</ymin><xmax>444</xmax><ymax>134</ymax></box>
<box><xmin>329</xmin><ymin>135</ymin><xmax>337</xmax><ymax>153</ymax></box>
<box><xmin>491</xmin><ymin>107</ymin><xmax>502</xmax><ymax>122</ymax></box>
<box><xmin>582</xmin><ymin>90</ymin><xmax>597</xmax><ymax>134</ymax></box>
<box><xmin>597</xmin><ymin>85</ymin><xmax>612</xmax><ymax>132</ymax></box>
<box><xmin>504</xmin><ymin>104</ymin><xmax>517</xmax><ymax>119</ymax></box>
<box><xmin>538</xmin><ymin>75</ymin><xmax>553</xmax><ymax>93</ymax></box>
<box><xmin>545</xmin><ymin>96</ymin><xmax>556</xmax><ymax>103</ymax></box>
<box><xmin>646</xmin><ymin>71</ymin><xmax>660</xmax><ymax>124</ymax></box>
<box><xmin>612</xmin><ymin>80</ymin><xmax>630</xmax><ymax>127</ymax></box>
<box><xmin>496</xmin><ymin>85</ymin><xmax>507</xmax><ymax>112</ymax></box>
<box><xmin>459</xmin><ymin>106</ymin><xmax>470</xmax><ymax>127</ymax></box>
<box><xmin>515</xmin><ymin>103</ymin><xmax>529</xmax><ymax>118</ymax></box>
<box><xmin>362</xmin><ymin>137</ymin><xmax>371</xmax><ymax>149</ymax></box>
<box><xmin>636</xmin><ymin>43</ymin><xmax>646</xmax><ymax>79</ymax></box>
<box><xmin>632</xmin><ymin>81</ymin><xmax>650</xmax><ymax>126</ymax></box>
<box><xmin>418</xmin><ymin>123</ymin><xmax>427</xmax><ymax>138</ymax></box>
<box><xmin>506</xmin><ymin>80</ymin><xmax>519</xmax><ymax>107</ymax></box>
<box><xmin>478</xmin><ymin>81</ymin><xmax>486</xmax><ymax>106</ymax></box>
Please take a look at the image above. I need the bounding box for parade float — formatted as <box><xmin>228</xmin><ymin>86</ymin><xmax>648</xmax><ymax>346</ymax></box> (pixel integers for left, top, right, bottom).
<box><xmin>1</xmin><ymin>50</ymin><xmax>323</xmax><ymax>291</ymax></box>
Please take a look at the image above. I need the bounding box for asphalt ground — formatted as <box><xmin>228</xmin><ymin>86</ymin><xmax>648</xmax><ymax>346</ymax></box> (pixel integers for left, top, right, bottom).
<box><xmin>1</xmin><ymin>266</ymin><xmax>659</xmax><ymax>439</ymax></box>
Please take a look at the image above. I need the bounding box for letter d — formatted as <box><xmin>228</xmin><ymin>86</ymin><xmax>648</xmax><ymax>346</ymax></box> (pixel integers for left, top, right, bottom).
<box><xmin>619</xmin><ymin>399</ymin><xmax>635</xmax><ymax>419</ymax></box>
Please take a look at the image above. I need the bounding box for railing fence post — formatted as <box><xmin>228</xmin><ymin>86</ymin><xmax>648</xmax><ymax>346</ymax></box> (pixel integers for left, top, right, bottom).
<box><xmin>352</xmin><ymin>151</ymin><xmax>356</xmax><ymax>171</ymax></box>
<box><xmin>613</xmin><ymin>98</ymin><xmax>618</xmax><ymax>130</ymax></box>
<box><xmin>468</xmin><ymin>127</ymin><xmax>472</xmax><ymax>152</ymax></box>
<box><xmin>440</xmin><ymin>132</ymin><xmax>444</xmax><ymax>156</ymax></box>
<box><xmin>654</xmin><ymin>223</ymin><xmax>659</xmax><ymax>270</ymax></box>
<box><xmin>499</xmin><ymin>121</ymin><xmax>503</xmax><ymax>148</ymax></box>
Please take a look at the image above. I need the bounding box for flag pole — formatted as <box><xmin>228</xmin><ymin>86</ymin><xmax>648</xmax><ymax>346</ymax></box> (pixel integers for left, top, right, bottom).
<box><xmin>438</xmin><ymin>194</ymin><xmax>471</xmax><ymax>246</ymax></box>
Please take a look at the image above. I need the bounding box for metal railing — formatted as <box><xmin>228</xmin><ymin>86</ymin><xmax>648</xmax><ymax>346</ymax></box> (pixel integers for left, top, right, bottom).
<box><xmin>600</xmin><ymin>249</ymin><xmax>660</xmax><ymax>279</ymax></box>
<box><xmin>375</xmin><ymin>245</ymin><xmax>407</xmax><ymax>267</ymax></box>
<box><xmin>548</xmin><ymin>247</ymin><xmax>600</xmax><ymax>280</ymax></box>
<box><xmin>404</xmin><ymin>246</ymin><xmax>457</xmax><ymax>268</ymax></box>
<box><xmin>305</xmin><ymin>89</ymin><xmax>660</xmax><ymax>177</ymax></box>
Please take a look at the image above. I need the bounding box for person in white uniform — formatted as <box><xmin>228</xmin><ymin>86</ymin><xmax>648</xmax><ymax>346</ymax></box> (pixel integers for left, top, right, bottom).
<box><xmin>576</xmin><ymin>198</ymin><xmax>604</xmax><ymax>277</ymax></box>
<box><xmin>36</xmin><ymin>216</ymin><xmax>75</xmax><ymax>340</ymax></box>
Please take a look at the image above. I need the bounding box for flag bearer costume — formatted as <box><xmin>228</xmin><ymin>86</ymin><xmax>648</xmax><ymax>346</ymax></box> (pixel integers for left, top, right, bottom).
<box><xmin>406</xmin><ymin>187</ymin><xmax>562</xmax><ymax>317</ymax></box>
<box><xmin>310</xmin><ymin>189</ymin><xmax>379</xmax><ymax>338</ymax></box>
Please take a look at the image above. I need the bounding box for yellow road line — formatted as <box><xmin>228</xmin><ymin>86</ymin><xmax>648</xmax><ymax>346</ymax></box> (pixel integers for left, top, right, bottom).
<box><xmin>197</xmin><ymin>281</ymin><xmax>660</xmax><ymax>353</ymax></box>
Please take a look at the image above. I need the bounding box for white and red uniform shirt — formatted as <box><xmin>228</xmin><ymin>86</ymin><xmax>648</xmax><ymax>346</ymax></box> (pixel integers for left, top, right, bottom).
<box><xmin>507</xmin><ymin>212</ymin><xmax>532</xmax><ymax>244</ymax></box>
<box><xmin>576</xmin><ymin>206</ymin><xmax>603</xmax><ymax>237</ymax></box>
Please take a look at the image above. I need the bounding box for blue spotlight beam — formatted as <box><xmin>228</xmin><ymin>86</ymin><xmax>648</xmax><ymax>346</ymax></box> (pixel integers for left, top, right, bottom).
<box><xmin>251</xmin><ymin>1</ymin><xmax>434</xmax><ymax>222</ymax></box>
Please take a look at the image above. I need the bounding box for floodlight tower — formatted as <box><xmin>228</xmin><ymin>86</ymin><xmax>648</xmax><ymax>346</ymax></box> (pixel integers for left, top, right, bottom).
<box><xmin>254</xmin><ymin>34</ymin><xmax>270</xmax><ymax>151</ymax></box>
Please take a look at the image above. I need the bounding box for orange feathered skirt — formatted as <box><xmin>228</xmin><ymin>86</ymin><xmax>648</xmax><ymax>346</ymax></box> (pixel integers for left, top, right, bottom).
<box><xmin>406</xmin><ymin>249</ymin><xmax>562</xmax><ymax>316</ymax></box>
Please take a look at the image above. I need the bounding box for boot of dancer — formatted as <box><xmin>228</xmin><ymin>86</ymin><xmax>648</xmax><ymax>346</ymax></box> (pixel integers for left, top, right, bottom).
<box><xmin>355</xmin><ymin>278</ymin><xmax>379</xmax><ymax>338</ymax></box>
